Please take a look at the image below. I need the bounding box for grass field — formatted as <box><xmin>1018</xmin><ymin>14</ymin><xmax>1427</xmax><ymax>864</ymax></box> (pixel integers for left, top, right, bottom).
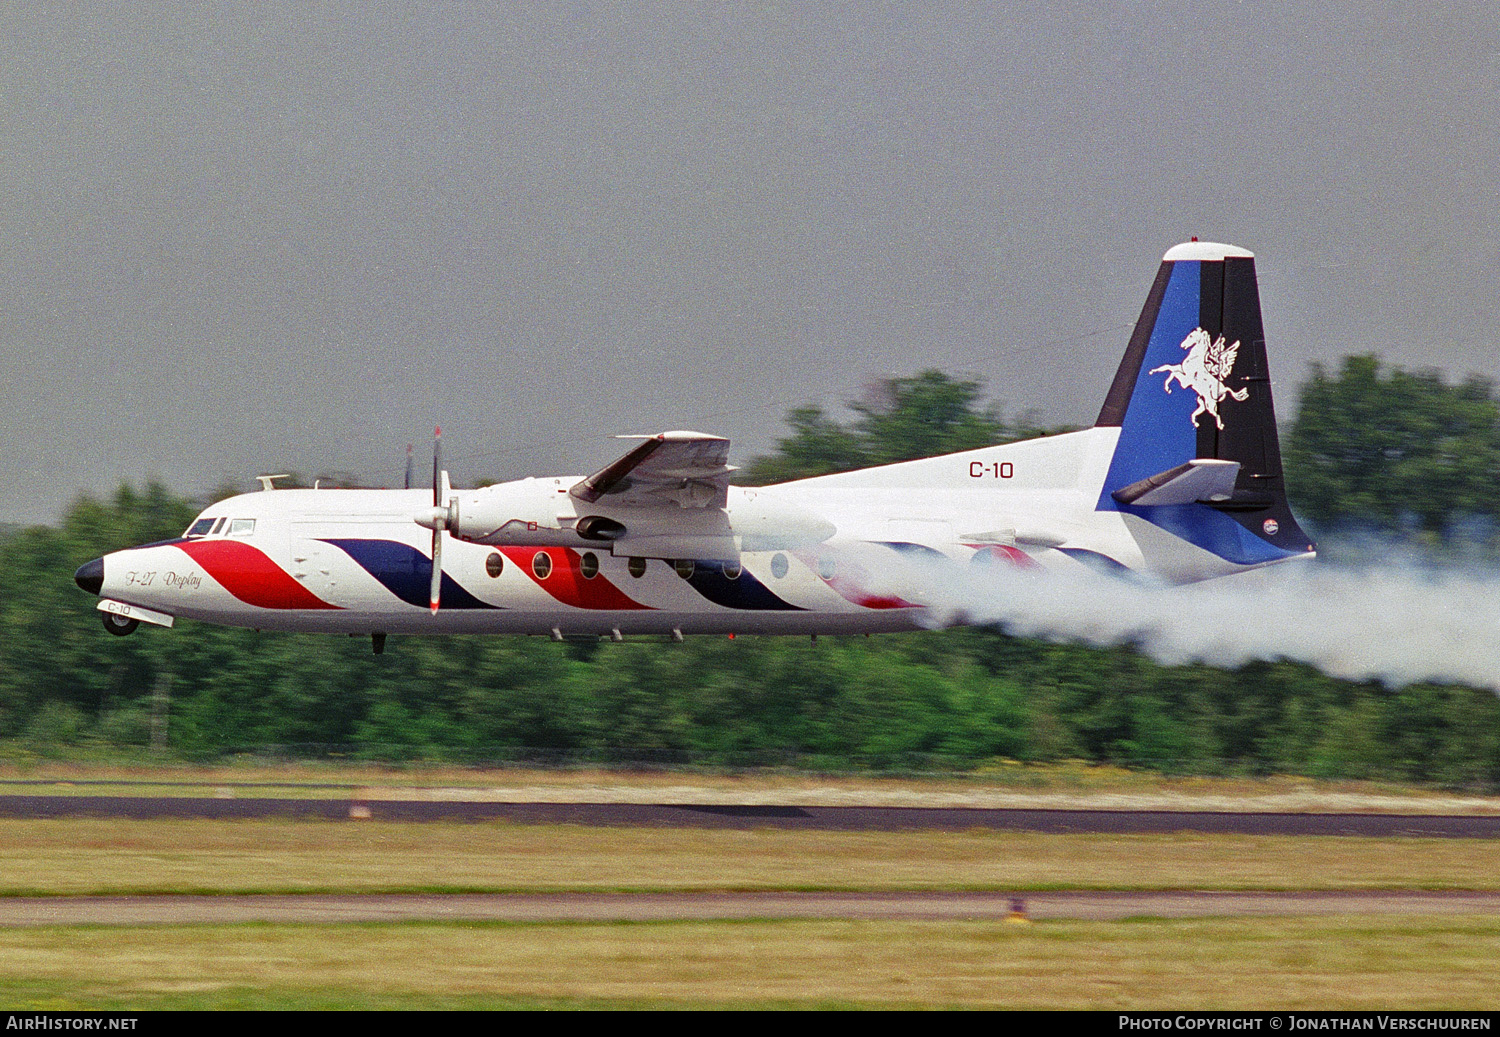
<box><xmin>0</xmin><ymin>820</ymin><xmax>1497</xmax><ymax>896</ymax></box>
<box><xmin>2</xmin><ymin>917</ymin><xmax>1497</xmax><ymax>1010</ymax></box>
<box><xmin>0</xmin><ymin>765</ymin><xmax>1496</xmax><ymax>1009</ymax></box>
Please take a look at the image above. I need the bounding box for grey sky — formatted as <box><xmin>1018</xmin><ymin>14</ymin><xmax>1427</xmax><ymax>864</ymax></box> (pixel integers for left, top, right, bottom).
<box><xmin>3</xmin><ymin>2</ymin><xmax>1498</xmax><ymax>524</ymax></box>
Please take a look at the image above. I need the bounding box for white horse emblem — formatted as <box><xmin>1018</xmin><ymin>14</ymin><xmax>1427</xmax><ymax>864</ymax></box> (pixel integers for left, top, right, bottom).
<box><xmin>1150</xmin><ymin>327</ymin><xmax>1248</xmax><ymax>430</ymax></box>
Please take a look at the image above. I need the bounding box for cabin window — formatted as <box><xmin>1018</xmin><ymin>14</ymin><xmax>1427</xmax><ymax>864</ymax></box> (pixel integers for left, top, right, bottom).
<box><xmin>485</xmin><ymin>552</ymin><xmax>504</xmax><ymax>578</ymax></box>
<box><xmin>532</xmin><ymin>552</ymin><xmax>552</xmax><ymax>580</ymax></box>
<box><xmin>770</xmin><ymin>553</ymin><xmax>789</xmax><ymax>579</ymax></box>
<box><xmin>184</xmin><ymin>518</ymin><xmax>215</xmax><ymax>538</ymax></box>
<box><xmin>227</xmin><ymin>519</ymin><xmax>256</xmax><ymax>537</ymax></box>
<box><xmin>628</xmin><ymin>557</ymin><xmax>647</xmax><ymax>578</ymax></box>
<box><xmin>722</xmin><ymin>562</ymin><xmax>742</xmax><ymax>580</ymax></box>
<box><xmin>817</xmin><ymin>556</ymin><xmax>837</xmax><ymax>580</ymax></box>
<box><xmin>674</xmin><ymin>559</ymin><xmax>695</xmax><ymax>579</ymax></box>
<box><xmin>580</xmin><ymin>552</ymin><xmax>599</xmax><ymax>579</ymax></box>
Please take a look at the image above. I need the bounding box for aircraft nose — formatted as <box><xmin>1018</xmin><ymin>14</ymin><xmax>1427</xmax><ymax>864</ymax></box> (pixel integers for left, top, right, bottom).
<box><xmin>74</xmin><ymin>557</ymin><xmax>104</xmax><ymax>596</ymax></box>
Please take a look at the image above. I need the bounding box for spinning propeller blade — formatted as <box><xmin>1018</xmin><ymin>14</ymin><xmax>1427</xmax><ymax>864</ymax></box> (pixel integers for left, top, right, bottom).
<box><xmin>430</xmin><ymin>427</ymin><xmax>443</xmax><ymax>614</ymax></box>
<box><xmin>410</xmin><ymin>428</ymin><xmax>454</xmax><ymax>615</ymax></box>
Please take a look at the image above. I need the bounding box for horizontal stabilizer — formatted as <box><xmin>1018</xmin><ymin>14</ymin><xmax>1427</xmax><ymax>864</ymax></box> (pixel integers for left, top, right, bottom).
<box><xmin>1110</xmin><ymin>458</ymin><xmax>1240</xmax><ymax>506</ymax></box>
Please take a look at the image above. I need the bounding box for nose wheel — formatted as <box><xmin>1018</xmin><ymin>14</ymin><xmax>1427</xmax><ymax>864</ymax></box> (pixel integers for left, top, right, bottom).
<box><xmin>101</xmin><ymin>612</ymin><xmax>140</xmax><ymax>637</ymax></box>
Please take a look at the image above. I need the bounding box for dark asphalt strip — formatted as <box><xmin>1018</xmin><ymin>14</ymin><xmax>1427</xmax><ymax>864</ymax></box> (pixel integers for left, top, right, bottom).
<box><xmin>0</xmin><ymin>795</ymin><xmax>1499</xmax><ymax>836</ymax></box>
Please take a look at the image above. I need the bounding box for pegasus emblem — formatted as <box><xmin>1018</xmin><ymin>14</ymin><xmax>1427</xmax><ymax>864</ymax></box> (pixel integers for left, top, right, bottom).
<box><xmin>1149</xmin><ymin>328</ymin><xmax>1248</xmax><ymax>430</ymax></box>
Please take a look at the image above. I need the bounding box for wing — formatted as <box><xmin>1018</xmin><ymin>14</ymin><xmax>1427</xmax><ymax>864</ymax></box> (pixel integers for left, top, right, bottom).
<box><xmin>1208</xmin><ymin>336</ymin><xmax>1242</xmax><ymax>381</ymax></box>
<box><xmin>570</xmin><ymin>431</ymin><xmax>735</xmax><ymax>509</ymax></box>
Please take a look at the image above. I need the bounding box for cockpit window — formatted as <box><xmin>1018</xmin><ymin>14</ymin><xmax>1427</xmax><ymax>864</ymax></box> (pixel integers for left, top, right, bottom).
<box><xmin>227</xmin><ymin>518</ymin><xmax>256</xmax><ymax>536</ymax></box>
<box><xmin>209</xmin><ymin>517</ymin><xmax>226</xmax><ymax>535</ymax></box>
<box><xmin>185</xmin><ymin>518</ymin><xmax>215</xmax><ymax>538</ymax></box>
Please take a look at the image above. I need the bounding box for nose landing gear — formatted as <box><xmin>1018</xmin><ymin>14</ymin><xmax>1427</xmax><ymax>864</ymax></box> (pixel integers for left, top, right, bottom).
<box><xmin>101</xmin><ymin>612</ymin><xmax>140</xmax><ymax>637</ymax></box>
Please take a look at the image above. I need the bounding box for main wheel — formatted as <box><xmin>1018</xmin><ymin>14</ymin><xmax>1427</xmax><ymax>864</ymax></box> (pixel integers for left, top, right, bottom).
<box><xmin>101</xmin><ymin>612</ymin><xmax>140</xmax><ymax>637</ymax></box>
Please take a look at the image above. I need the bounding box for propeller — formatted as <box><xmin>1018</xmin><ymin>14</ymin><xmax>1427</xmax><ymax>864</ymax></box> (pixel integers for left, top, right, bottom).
<box><xmin>414</xmin><ymin>427</ymin><xmax>456</xmax><ymax>615</ymax></box>
<box><xmin>430</xmin><ymin>428</ymin><xmax>443</xmax><ymax>613</ymax></box>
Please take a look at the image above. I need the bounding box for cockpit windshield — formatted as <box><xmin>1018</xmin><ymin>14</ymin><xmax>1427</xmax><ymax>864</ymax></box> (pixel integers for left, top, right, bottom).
<box><xmin>185</xmin><ymin>515</ymin><xmax>254</xmax><ymax>538</ymax></box>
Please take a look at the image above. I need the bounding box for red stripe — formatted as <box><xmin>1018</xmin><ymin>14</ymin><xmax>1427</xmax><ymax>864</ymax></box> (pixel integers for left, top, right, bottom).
<box><xmin>499</xmin><ymin>548</ymin><xmax>652</xmax><ymax>610</ymax></box>
<box><xmin>176</xmin><ymin>540</ymin><xmax>340</xmax><ymax>610</ymax></box>
<box><xmin>793</xmin><ymin>551</ymin><xmax>918</xmax><ymax>610</ymax></box>
<box><xmin>973</xmin><ymin>544</ymin><xmax>1040</xmax><ymax>569</ymax></box>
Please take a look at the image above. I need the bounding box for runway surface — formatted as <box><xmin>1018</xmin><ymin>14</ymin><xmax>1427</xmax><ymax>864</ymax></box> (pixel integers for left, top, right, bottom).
<box><xmin>5</xmin><ymin>794</ymin><xmax>1497</xmax><ymax>927</ymax></box>
<box><xmin>1</xmin><ymin>891</ymin><xmax>1498</xmax><ymax>926</ymax></box>
<box><xmin>3</xmin><ymin>795</ymin><xmax>1500</xmax><ymax>836</ymax></box>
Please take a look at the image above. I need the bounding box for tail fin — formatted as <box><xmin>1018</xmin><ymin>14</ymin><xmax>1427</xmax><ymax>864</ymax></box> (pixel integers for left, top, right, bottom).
<box><xmin>1096</xmin><ymin>241</ymin><xmax>1313</xmax><ymax>562</ymax></box>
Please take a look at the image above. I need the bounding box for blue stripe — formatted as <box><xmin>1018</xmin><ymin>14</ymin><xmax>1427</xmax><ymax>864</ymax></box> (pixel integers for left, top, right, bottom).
<box><xmin>1054</xmin><ymin>547</ymin><xmax>1133</xmax><ymax>576</ymax></box>
<box><xmin>685</xmin><ymin>561</ymin><xmax>804</xmax><ymax>611</ymax></box>
<box><xmin>321</xmin><ymin>539</ymin><xmax>502</xmax><ymax>610</ymax></box>
<box><xmin>874</xmin><ymin>541</ymin><xmax>949</xmax><ymax>560</ymax></box>
<box><xmin>1116</xmin><ymin>506</ymin><xmax>1301</xmax><ymax>566</ymax></box>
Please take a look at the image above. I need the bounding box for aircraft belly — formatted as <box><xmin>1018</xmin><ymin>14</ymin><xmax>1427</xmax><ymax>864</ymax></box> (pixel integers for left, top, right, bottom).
<box><xmin>192</xmin><ymin>608</ymin><xmax>927</xmax><ymax>637</ymax></box>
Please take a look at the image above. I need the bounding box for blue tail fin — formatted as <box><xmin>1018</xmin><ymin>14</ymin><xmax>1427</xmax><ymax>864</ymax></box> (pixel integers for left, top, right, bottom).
<box><xmin>1095</xmin><ymin>241</ymin><xmax>1313</xmax><ymax>564</ymax></box>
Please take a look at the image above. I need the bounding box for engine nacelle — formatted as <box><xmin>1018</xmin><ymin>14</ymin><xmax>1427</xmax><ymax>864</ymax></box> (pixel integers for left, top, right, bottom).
<box><xmin>725</xmin><ymin>489</ymin><xmax>836</xmax><ymax>551</ymax></box>
<box><xmin>446</xmin><ymin>478</ymin><xmax>574</xmax><ymax>546</ymax></box>
<box><xmin>433</xmin><ymin>479</ymin><xmax>837</xmax><ymax>557</ymax></box>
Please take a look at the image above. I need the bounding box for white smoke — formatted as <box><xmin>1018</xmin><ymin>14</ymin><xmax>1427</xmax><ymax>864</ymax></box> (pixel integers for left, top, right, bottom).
<box><xmin>903</xmin><ymin>554</ymin><xmax>1500</xmax><ymax>692</ymax></box>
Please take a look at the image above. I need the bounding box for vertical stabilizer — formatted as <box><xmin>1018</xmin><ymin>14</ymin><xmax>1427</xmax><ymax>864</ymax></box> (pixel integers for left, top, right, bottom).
<box><xmin>1095</xmin><ymin>242</ymin><xmax>1313</xmax><ymax>563</ymax></box>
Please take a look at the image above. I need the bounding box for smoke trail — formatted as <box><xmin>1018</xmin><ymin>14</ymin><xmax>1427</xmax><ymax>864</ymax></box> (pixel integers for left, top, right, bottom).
<box><xmin>903</xmin><ymin>554</ymin><xmax>1500</xmax><ymax>692</ymax></box>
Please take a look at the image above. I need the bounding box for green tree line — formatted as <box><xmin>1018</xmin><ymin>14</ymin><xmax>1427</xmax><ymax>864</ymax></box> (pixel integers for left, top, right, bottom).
<box><xmin>2</xmin><ymin>355</ymin><xmax>1498</xmax><ymax>784</ymax></box>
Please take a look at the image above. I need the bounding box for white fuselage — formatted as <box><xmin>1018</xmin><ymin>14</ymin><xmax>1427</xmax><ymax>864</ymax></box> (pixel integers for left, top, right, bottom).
<box><xmin>89</xmin><ymin>428</ymin><xmax>1301</xmax><ymax>638</ymax></box>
